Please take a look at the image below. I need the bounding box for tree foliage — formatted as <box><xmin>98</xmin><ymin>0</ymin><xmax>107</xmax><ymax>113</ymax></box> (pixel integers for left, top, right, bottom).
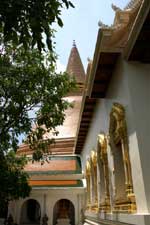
<box><xmin>0</xmin><ymin>44</ymin><xmax>75</xmax><ymax>158</ymax></box>
<box><xmin>0</xmin><ymin>0</ymin><xmax>76</xmax><ymax>213</ymax></box>
<box><xmin>0</xmin><ymin>150</ymin><xmax>31</xmax><ymax>216</ymax></box>
<box><xmin>0</xmin><ymin>44</ymin><xmax>75</xmax><ymax>214</ymax></box>
<box><xmin>0</xmin><ymin>43</ymin><xmax>76</xmax><ymax>215</ymax></box>
<box><xmin>0</xmin><ymin>0</ymin><xmax>74</xmax><ymax>51</ymax></box>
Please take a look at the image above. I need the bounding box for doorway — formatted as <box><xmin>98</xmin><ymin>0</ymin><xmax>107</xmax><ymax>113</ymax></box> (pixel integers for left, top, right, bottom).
<box><xmin>53</xmin><ymin>199</ymin><xmax>75</xmax><ymax>225</ymax></box>
<box><xmin>20</xmin><ymin>199</ymin><xmax>41</xmax><ymax>224</ymax></box>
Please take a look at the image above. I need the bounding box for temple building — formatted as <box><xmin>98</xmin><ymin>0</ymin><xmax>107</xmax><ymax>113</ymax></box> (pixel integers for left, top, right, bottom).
<box><xmin>9</xmin><ymin>42</ymin><xmax>86</xmax><ymax>225</ymax></box>
<box><xmin>9</xmin><ymin>0</ymin><xmax>150</xmax><ymax>225</ymax></box>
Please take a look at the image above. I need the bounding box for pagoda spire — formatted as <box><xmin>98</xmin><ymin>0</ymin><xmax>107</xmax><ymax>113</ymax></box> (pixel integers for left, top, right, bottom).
<box><xmin>73</xmin><ymin>40</ymin><xmax>76</xmax><ymax>47</ymax></box>
<box><xmin>66</xmin><ymin>41</ymin><xmax>85</xmax><ymax>85</ymax></box>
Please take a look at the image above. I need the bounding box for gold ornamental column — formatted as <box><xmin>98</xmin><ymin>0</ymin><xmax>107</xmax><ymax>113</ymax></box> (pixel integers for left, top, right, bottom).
<box><xmin>98</xmin><ymin>134</ymin><xmax>111</xmax><ymax>212</ymax></box>
<box><xmin>90</xmin><ymin>150</ymin><xmax>98</xmax><ymax>211</ymax></box>
<box><xmin>85</xmin><ymin>160</ymin><xmax>91</xmax><ymax>210</ymax></box>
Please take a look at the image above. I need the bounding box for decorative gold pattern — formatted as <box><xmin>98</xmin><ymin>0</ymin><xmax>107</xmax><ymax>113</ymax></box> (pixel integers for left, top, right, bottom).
<box><xmin>109</xmin><ymin>103</ymin><xmax>136</xmax><ymax>213</ymax></box>
<box><xmin>85</xmin><ymin>104</ymin><xmax>136</xmax><ymax>214</ymax></box>
<box><xmin>97</xmin><ymin>134</ymin><xmax>111</xmax><ymax>212</ymax></box>
<box><xmin>90</xmin><ymin>151</ymin><xmax>98</xmax><ymax>212</ymax></box>
<box><xmin>85</xmin><ymin>160</ymin><xmax>91</xmax><ymax>210</ymax></box>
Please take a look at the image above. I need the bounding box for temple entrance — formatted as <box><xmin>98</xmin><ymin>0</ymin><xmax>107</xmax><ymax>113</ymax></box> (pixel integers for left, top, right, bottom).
<box><xmin>20</xmin><ymin>199</ymin><xmax>41</xmax><ymax>225</ymax></box>
<box><xmin>53</xmin><ymin>199</ymin><xmax>75</xmax><ymax>225</ymax></box>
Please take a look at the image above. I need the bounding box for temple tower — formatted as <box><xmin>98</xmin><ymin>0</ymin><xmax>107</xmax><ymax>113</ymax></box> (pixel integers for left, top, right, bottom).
<box><xmin>17</xmin><ymin>41</ymin><xmax>85</xmax><ymax>155</ymax></box>
<box><xmin>66</xmin><ymin>40</ymin><xmax>85</xmax><ymax>94</ymax></box>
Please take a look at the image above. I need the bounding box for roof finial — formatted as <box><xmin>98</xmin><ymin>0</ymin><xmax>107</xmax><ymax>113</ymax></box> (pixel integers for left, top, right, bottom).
<box><xmin>73</xmin><ymin>40</ymin><xmax>76</xmax><ymax>47</ymax></box>
<box><xmin>111</xmin><ymin>3</ymin><xmax>122</xmax><ymax>12</ymax></box>
<box><xmin>87</xmin><ymin>57</ymin><xmax>91</xmax><ymax>62</ymax></box>
<box><xmin>98</xmin><ymin>20</ymin><xmax>109</xmax><ymax>28</ymax></box>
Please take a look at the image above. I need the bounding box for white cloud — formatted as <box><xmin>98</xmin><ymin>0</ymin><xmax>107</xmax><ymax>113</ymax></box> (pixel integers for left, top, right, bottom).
<box><xmin>56</xmin><ymin>60</ymin><xmax>66</xmax><ymax>73</ymax></box>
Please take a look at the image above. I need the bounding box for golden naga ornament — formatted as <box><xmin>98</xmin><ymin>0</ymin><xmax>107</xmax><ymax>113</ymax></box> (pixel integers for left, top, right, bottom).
<box><xmin>90</xmin><ymin>151</ymin><xmax>98</xmax><ymax>212</ymax></box>
<box><xmin>97</xmin><ymin>133</ymin><xmax>111</xmax><ymax>213</ymax></box>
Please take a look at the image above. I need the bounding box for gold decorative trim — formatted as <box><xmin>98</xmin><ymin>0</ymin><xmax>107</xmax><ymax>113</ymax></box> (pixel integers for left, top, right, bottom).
<box><xmin>113</xmin><ymin>199</ymin><xmax>136</xmax><ymax>213</ymax></box>
<box><xmin>97</xmin><ymin>134</ymin><xmax>111</xmax><ymax>213</ymax></box>
<box><xmin>91</xmin><ymin>150</ymin><xmax>97</xmax><ymax>167</ymax></box>
<box><xmin>109</xmin><ymin>103</ymin><xmax>136</xmax><ymax>213</ymax></box>
<box><xmin>90</xmin><ymin>150</ymin><xmax>98</xmax><ymax>211</ymax></box>
<box><xmin>85</xmin><ymin>160</ymin><xmax>91</xmax><ymax>210</ymax></box>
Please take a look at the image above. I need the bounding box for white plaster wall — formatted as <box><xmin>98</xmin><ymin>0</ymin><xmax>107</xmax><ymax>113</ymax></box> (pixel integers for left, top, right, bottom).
<box><xmin>81</xmin><ymin>56</ymin><xmax>150</xmax><ymax>221</ymax></box>
<box><xmin>9</xmin><ymin>188</ymin><xmax>84</xmax><ymax>225</ymax></box>
<box><xmin>125</xmin><ymin>62</ymin><xmax>150</xmax><ymax>212</ymax></box>
<box><xmin>46</xmin><ymin>189</ymin><xmax>79</xmax><ymax>225</ymax></box>
<box><xmin>13</xmin><ymin>191</ymin><xmax>44</xmax><ymax>224</ymax></box>
<box><xmin>82</xmin><ymin>56</ymin><xmax>131</xmax><ymax>167</ymax></box>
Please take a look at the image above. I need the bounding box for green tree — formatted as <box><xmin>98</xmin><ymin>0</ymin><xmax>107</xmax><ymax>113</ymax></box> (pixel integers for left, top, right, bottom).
<box><xmin>0</xmin><ymin>43</ymin><xmax>75</xmax><ymax>157</ymax></box>
<box><xmin>0</xmin><ymin>151</ymin><xmax>31</xmax><ymax>217</ymax></box>
<box><xmin>0</xmin><ymin>0</ymin><xmax>74</xmax><ymax>51</ymax></box>
<box><xmin>0</xmin><ymin>0</ymin><xmax>76</xmax><ymax>215</ymax></box>
<box><xmin>0</xmin><ymin>43</ymin><xmax>75</xmax><ymax>217</ymax></box>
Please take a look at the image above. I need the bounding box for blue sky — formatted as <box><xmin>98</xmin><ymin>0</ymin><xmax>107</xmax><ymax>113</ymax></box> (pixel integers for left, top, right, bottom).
<box><xmin>55</xmin><ymin>0</ymin><xmax>129</xmax><ymax>71</ymax></box>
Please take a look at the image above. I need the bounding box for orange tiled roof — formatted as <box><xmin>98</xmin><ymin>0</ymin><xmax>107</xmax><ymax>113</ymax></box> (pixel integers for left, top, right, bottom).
<box><xmin>25</xmin><ymin>159</ymin><xmax>76</xmax><ymax>172</ymax></box>
<box><xmin>29</xmin><ymin>180</ymin><xmax>77</xmax><ymax>186</ymax></box>
<box><xmin>24</xmin><ymin>156</ymin><xmax>82</xmax><ymax>175</ymax></box>
<box><xmin>28</xmin><ymin>179</ymin><xmax>83</xmax><ymax>187</ymax></box>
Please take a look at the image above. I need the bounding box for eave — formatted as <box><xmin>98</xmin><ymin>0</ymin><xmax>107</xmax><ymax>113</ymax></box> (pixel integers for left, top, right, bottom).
<box><xmin>89</xmin><ymin>50</ymin><xmax>120</xmax><ymax>98</ymax></box>
<box><xmin>85</xmin><ymin>22</ymin><xmax>122</xmax><ymax>98</ymax></box>
<box><xmin>124</xmin><ymin>0</ymin><xmax>150</xmax><ymax>62</ymax></box>
<box><xmin>74</xmin><ymin>95</ymin><xmax>96</xmax><ymax>154</ymax></box>
<box><xmin>74</xmin><ymin>31</ymin><xmax>120</xmax><ymax>154</ymax></box>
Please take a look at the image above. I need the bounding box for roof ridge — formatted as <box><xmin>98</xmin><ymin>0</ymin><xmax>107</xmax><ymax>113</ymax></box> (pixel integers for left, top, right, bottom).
<box><xmin>124</xmin><ymin>0</ymin><xmax>141</xmax><ymax>10</ymax></box>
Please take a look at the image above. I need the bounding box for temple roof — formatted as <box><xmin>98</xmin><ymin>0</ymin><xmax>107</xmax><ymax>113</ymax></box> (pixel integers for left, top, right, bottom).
<box><xmin>66</xmin><ymin>41</ymin><xmax>85</xmax><ymax>84</ymax></box>
<box><xmin>24</xmin><ymin>155</ymin><xmax>84</xmax><ymax>188</ymax></box>
<box><xmin>124</xmin><ymin>0</ymin><xmax>141</xmax><ymax>10</ymax></box>
<box><xmin>24</xmin><ymin>155</ymin><xmax>82</xmax><ymax>175</ymax></box>
<box><xmin>28</xmin><ymin>180</ymin><xmax>83</xmax><ymax>188</ymax></box>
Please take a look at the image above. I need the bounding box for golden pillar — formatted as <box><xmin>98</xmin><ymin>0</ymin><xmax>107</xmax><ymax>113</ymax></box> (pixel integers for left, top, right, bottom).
<box><xmin>90</xmin><ymin>150</ymin><xmax>98</xmax><ymax>211</ymax></box>
<box><xmin>98</xmin><ymin>134</ymin><xmax>111</xmax><ymax>212</ymax></box>
<box><xmin>85</xmin><ymin>160</ymin><xmax>91</xmax><ymax>210</ymax></box>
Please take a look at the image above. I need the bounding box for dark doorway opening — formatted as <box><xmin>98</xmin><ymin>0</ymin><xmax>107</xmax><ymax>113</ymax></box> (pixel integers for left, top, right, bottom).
<box><xmin>20</xmin><ymin>199</ymin><xmax>41</xmax><ymax>224</ymax></box>
<box><xmin>53</xmin><ymin>199</ymin><xmax>75</xmax><ymax>225</ymax></box>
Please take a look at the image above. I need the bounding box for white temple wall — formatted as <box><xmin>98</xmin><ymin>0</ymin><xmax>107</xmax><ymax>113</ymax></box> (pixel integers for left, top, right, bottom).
<box><xmin>9</xmin><ymin>188</ymin><xmax>84</xmax><ymax>225</ymax></box>
<box><xmin>82</xmin><ymin>56</ymin><xmax>131</xmax><ymax>167</ymax></box>
<box><xmin>12</xmin><ymin>191</ymin><xmax>44</xmax><ymax>224</ymax></box>
<box><xmin>125</xmin><ymin>62</ymin><xmax>150</xmax><ymax>213</ymax></box>
<box><xmin>81</xmin><ymin>56</ymin><xmax>150</xmax><ymax>224</ymax></box>
<box><xmin>46</xmin><ymin>189</ymin><xmax>82</xmax><ymax>225</ymax></box>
